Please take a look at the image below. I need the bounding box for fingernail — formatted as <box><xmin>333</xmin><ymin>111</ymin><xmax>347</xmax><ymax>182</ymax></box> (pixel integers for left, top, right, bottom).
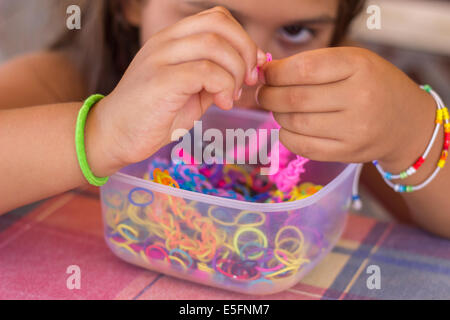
<box><xmin>251</xmin><ymin>67</ymin><xmax>258</xmax><ymax>83</ymax></box>
<box><xmin>255</xmin><ymin>85</ymin><xmax>263</xmax><ymax>106</ymax></box>
<box><xmin>236</xmin><ymin>88</ymin><xmax>242</xmax><ymax>100</ymax></box>
<box><xmin>257</xmin><ymin>49</ymin><xmax>266</xmax><ymax>66</ymax></box>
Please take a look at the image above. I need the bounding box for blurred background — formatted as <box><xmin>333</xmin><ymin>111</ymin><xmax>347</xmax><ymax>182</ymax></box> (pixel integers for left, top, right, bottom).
<box><xmin>0</xmin><ymin>0</ymin><xmax>449</xmax><ymax>220</ymax></box>
<box><xmin>1</xmin><ymin>0</ymin><xmax>449</xmax><ymax>101</ymax></box>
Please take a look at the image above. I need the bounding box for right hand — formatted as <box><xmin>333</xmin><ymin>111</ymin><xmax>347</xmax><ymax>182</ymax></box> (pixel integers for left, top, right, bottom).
<box><xmin>88</xmin><ymin>6</ymin><xmax>266</xmax><ymax>175</ymax></box>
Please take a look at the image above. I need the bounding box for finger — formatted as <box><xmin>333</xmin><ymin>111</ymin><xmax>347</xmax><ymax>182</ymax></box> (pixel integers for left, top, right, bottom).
<box><xmin>154</xmin><ymin>33</ymin><xmax>247</xmax><ymax>100</ymax></box>
<box><xmin>279</xmin><ymin>128</ymin><xmax>348</xmax><ymax>162</ymax></box>
<box><xmin>262</xmin><ymin>47</ymin><xmax>358</xmax><ymax>86</ymax></box>
<box><xmin>155</xmin><ymin>6</ymin><xmax>265</xmax><ymax>85</ymax></box>
<box><xmin>166</xmin><ymin>60</ymin><xmax>236</xmax><ymax>111</ymax></box>
<box><xmin>273</xmin><ymin>111</ymin><xmax>346</xmax><ymax>140</ymax></box>
<box><xmin>257</xmin><ymin>82</ymin><xmax>345</xmax><ymax>113</ymax></box>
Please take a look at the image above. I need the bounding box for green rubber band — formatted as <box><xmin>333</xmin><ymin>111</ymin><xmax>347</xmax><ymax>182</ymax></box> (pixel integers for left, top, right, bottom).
<box><xmin>75</xmin><ymin>94</ymin><xmax>109</xmax><ymax>187</ymax></box>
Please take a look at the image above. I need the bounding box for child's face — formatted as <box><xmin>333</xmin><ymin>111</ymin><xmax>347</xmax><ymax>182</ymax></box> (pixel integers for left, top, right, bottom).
<box><xmin>125</xmin><ymin>0</ymin><xmax>339</xmax><ymax>108</ymax></box>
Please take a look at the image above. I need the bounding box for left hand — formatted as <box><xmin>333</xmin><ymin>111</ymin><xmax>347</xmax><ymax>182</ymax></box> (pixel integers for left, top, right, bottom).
<box><xmin>256</xmin><ymin>47</ymin><xmax>436</xmax><ymax>170</ymax></box>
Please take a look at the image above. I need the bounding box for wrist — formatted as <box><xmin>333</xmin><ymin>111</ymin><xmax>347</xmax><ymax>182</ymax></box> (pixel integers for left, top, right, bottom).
<box><xmin>378</xmin><ymin>85</ymin><xmax>437</xmax><ymax>173</ymax></box>
<box><xmin>84</xmin><ymin>97</ymin><xmax>125</xmax><ymax>178</ymax></box>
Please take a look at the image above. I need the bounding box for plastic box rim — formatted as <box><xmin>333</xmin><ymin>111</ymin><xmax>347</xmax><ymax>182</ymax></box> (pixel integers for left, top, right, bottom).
<box><xmin>107</xmin><ymin>162</ymin><xmax>358</xmax><ymax>213</ymax></box>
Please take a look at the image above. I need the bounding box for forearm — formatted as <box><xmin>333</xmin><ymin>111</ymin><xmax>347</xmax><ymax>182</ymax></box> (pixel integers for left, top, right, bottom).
<box><xmin>397</xmin><ymin>129</ymin><xmax>450</xmax><ymax>238</ymax></box>
<box><xmin>0</xmin><ymin>102</ymin><xmax>121</xmax><ymax>214</ymax></box>
<box><xmin>379</xmin><ymin>90</ymin><xmax>450</xmax><ymax>238</ymax></box>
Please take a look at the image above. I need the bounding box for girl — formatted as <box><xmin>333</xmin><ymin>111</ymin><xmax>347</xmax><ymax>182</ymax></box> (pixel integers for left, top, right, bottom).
<box><xmin>0</xmin><ymin>0</ymin><xmax>449</xmax><ymax>237</ymax></box>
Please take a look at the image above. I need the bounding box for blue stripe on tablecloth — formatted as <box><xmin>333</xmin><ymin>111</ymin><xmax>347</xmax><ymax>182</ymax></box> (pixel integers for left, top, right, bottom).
<box><xmin>321</xmin><ymin>222</ymin><xmax>389</xmax><ymax>300</ymax></box>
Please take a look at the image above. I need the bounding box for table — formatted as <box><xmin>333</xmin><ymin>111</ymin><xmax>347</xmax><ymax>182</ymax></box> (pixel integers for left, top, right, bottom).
<box><xmin>1</xmin><ymin>186</ymin><xmax>449</xmax><ymax>300</ymax></box>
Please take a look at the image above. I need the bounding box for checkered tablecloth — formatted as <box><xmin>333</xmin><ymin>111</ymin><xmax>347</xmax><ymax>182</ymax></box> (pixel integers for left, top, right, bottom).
<box><xmin>1</xmin><ymin>186</ymin><xmax>449</xmax><ymax>300</ymax></box>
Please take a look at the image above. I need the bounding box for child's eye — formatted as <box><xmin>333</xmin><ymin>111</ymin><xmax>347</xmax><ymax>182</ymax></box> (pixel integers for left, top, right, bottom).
<box><xmin>278</xmin><ymin>25</ymin><xmax>315</xmax><ymax>45</ymax></box>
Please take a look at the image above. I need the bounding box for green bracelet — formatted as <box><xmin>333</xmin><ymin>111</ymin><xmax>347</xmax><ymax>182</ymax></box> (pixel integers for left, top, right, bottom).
<box><xmin>75</xmin><ymin>94</ymin><xmax>109</xmax><ymax>187</ymax></box>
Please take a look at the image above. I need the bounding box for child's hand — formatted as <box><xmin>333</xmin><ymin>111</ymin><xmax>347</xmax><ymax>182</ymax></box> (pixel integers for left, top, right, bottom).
<box><xmin>257</xmin><ymin>47</ymin><xmax>436</xmax><ymax>171</ymax></box>
<box><xmin>89</xmin><ymin>6</ymin><xmax>266</xmax><ymax>171</ymax></box>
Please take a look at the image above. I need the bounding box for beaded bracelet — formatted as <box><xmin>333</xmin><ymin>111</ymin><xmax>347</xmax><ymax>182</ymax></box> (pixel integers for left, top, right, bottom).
<box><xmin>75</xmin><ymin>94</ymin><xmax>110</xmax><ymax>187</ymax></box>
<box><xmin>373</xmin><ymin>85</ymin><xmax>449</xmax><ymax>193</ymax></box>
<box><xmin>373</xmin><ymin>85</ymin><xmax>442</xmax><ymax>181</ymax></box>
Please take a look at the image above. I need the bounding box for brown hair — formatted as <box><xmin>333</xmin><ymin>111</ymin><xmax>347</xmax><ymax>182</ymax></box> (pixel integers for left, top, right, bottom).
<box><xmin>52</xmin><ymin>0</ymin><xmax>365</xmax><ymax>95</ymax></box>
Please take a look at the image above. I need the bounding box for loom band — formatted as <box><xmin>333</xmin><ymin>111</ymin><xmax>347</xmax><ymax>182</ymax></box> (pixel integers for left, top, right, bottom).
<box><xmin>145</xmin><ymin>245</ymin><xmax>170</xmax><ymax>262</ymax></box>
<box><xmin>127</xmin><ymin>205</ymin><xmax>154</xmax><ymax>228</ymax></box>
<box><xmin>109</xmin><ymin>234</ymin><xmax>133</xmax><ymax>246</ymax></box>
<box><xmin>233</xmin><ymin>227</ymin><xmax>268</xmax><ymax>254</ymax></box>
<box><xmin>255</xmin><ymin>257</ymin><xmax>285</xmax><ymax>273</ymax></box>
<box><xmin>178</xmin><ymin>237</ymin><xmax>199</xmax><ymax>250</ymax></box>
<box><xmin>169</xmin><ymin>249</ymin><xmax>194</xmax><ymax>268</ymax></box>
<box><xmin>168</xmin><ymin>255</ymin><xmax>188</xmax><ymax>270</ymax></box>
<box><xmin>215</xmin><ymin>259</ymin><xmax>241</xmax><ymax>279</ymax></box>
<box><xmin>164</xmin><ymin>226</ymin><xmax>182</xmax><ymax>245</ymax></box>
<box><xmin>178</xmin><ymin>204</ymin><xmax>199</xmax><ymax>221</ymax></box>
<box><xmin>115</xmin><ymin>242</ymin><xmax>139</xmax><ymax>257</ymax></box>
<box><xmin>102</xmin><ymin>189</ymin><xmax>126</xmax><ymax>210</ymax></box>
<box><xmin>191</xmin><ymin>232</ymin><xmax>216</xmax><ymax>253</ymax></box>
<box><xmin>275</xmin><ymin>226</ymin><xmax>305</xmax><ymax>253</ymax></box>
<box><xmin>234</xmin><ymin>185</ymin><xmax>254</xmax><ymax>202</ymax></box>
<box><xmin>275</xmin><ymin>247</ymin><xmax>305</xmax><ymax>264</ymax></box>
<box><xmin>189</xmin><ymin>246</ymin><xmax>213</xmax><ymax>261</ymax></box>
<box><xmin>224</xmin><ymin>165</ymin><xmax>253</xmax><ymax>187</ymax></box>
<box><xmin>263</xmin><ymin>265</ymin><xmax>299</xmax><ymax>279</ymax></box>
<box><xmin>274</xmin><ymin>249</ymin><xmax>309</xmax><ymax>267</ymax></box>
<box><xmin>183</xmin><ymin>212</ymin><xmax>201</xmax><ymax>230</ymax></box>
<box><xmin>140</xmin><ymin>249</ymin><xmax>150</xmax><ymax>264</ymax></box>
<box><xmin>219</xmin><ymin>243</ymin><xmax>237</xmax><ymax>259</ymax></box>
<box><xmin>251</xmin><ymin>179</ymin><xmax>273</xmax><ymax>193</ymax></box>
<box><xmin>117</xmin><ymin>224</ymin><xmax>140</xmax><ymax>242</ymax></box>
<box><xmin>129</xmin><ymin>242</ymin><xmax>145</xmax><ymax>253</ymax></box>
<box><xmin>233</xmin><ymin>232</ymin><xmax>267</xmax><ymax>260</ymax></box>
<box><xmin>251</xmin><ymin>192</ymin><xmax>271</xmax><ymax>202</ymax></box>
<box><xmin>173</xmin><ymin>163</ymin><xmax>183</xmax><ymax>180</ymax></box>
<box><xmin>169</xmin><ymin>199</ymin><xmax>184</xmax><ymax>218</ymax></box>
<box><xmin>165</xmin><ymin>236</ymin><xmax>181</xmax><ymax>252</ymax></box>
<box><xmin>197</xmin><ymin>263</ymin><xmax>214</xmax><ymax>274</ymax></box>
<box><xmin>217</xmin><ymin>259</ymin><xmax>261</xmax><ymax>281</ymax></box>
<box><xmin>235</xmin><ymin>211</ymin><xmax>266</xmax><ymax>228</ymax></box>
<box><xmin>192</xmin><ymin>216</ymin><xmax>215</xmax><ymax>232</ymax></box>
<box><xmin>228</xmin><ymin>264</ymin><xmax>252</xmax><ymax>280</ymax></box>
<box><xmin>207</xmin><ymin>206</ymin><xmax>237</xmax><ymax>227</ymax></box>
<box><xmin>239</xmin><ymin>241</ymin><xmax>265</xmax><ymax>260</ymax></box>
<box><xmin>128</xmin><ymin>187</ymin><xmax>154</xmax><ymax>208</ymax></box>
<box><xmin>253</xmin><ymin>247</ymin><xmax>275</xmax><ymax>264</ymax></box>
<box><xmin>277</xmin><ymin>237</ymin><xmax>303</xmax><ymax>257</ymax></box>
<box><xmin>104</xmin><ymin>208</ymin><xmax>122</xmax><ymax>229</ymax></box>
<box><xmin>211</xmin><ymin>245</ymin><xmax>233</xmax><ymax>272</ymax></box>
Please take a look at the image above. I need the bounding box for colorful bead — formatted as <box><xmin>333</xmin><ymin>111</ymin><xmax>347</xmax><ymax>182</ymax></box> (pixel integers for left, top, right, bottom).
<box><xmin>436</xmin><ymin>109</ymin><xmax>443</xmax><ymax>124</ymax></box>
<box><xmin>443</xmin><ymin>108</ymin><xmax>449</xmax><ymax>120</ymax></box>
<box><xmin>413</xmin><ymin>157</ymin><xmax>425</xmax><ymax>170</ymax></box>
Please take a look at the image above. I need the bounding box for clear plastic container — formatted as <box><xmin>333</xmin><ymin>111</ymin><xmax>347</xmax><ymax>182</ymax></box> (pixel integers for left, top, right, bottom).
<box><xmin>100</xmin><ymin>107</ymin><xmax>358</xmax><ymax>295</ymax></box>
